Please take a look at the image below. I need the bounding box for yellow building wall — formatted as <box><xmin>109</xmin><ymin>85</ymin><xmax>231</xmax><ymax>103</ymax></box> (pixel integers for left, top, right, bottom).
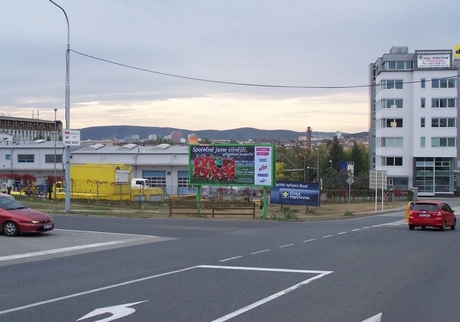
<box><xmin>70</xmin><ymin>164</ymin><xmax>132</xmax><ymax>195</ymax></box>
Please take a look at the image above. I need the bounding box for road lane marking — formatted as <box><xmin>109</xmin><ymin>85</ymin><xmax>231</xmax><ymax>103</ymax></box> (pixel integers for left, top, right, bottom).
<box><xmin>280</xmin><ymin>244</ymin><xmax>294</xmax><ymax>248</ymax></box>
<box><xmin>351</xmin><ymin>229</ymin><xmax>361</xmax><ymax>232</ymax></box>
<box><xmin>56</xmin><ymin>229</ymin><xmax>158</xmax><ymax>237</ymax></box>
<box><xmin>251</xmin><ymin>249</ymin><xmax>270</xmax><ymax>255</ymax></box>
<box><xmin>0</xmin><ymin>264</ymin><xmax>334</xmax><ymax>318</ymax></box>
<box><xmin>77</xmin><ymin>300</ymin><xmax>149</xmax><ymax>322</ymax></box>
<box><xmin>0</xmin><ymin>238</ymin><xmax>153</xmax><ymax>262</ymax></box>
<box><xmin>0</xmin><ymin>266</ymin><xmax>197</xmax><ymax>315</ymax></box>
<box><xmin>219</xmin><ymin>256</ymin><xmax>242</xmax><ymax>262</ymax></box>
<box><xmin>203</xmin><ymin>265</ymin><xmax>333</xmax><ymax>322</ymax></box>
<box><xmin>337</xmin><ymin>232</ymin><xmax>347</xmax><ymax>235</ymax></box>
<box><xmin>362</xmin><ymin>312</ymin><xmax>382</xmax><ymax>322</ymax></box>
<box><xmin>302</xmin><ymin>238</ymin><xmax>316</xmax><ymax>243</ymax></box>
<box><xmin>322</xmin><ymin>235</ymin><xmax>333</xmax><ymax>238</ymax></box>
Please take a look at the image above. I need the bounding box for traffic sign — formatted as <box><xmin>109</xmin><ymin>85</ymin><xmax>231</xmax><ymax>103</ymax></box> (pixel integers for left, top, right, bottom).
<box><xmin>369</xmin><ymin>170</ymin><xmax>387</xmax><ymax>189</ymax></box>
<box><xmin>63</xmin><ymin>129</ymin><xmax>81</xmax><ymax>146</ymax></box>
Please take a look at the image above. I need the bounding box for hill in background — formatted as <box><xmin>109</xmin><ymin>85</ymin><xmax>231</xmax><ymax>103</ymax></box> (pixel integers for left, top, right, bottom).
<box><xmin>80</xmin><ymin>125</ymin><xmax>367</xmax><ymax>141</ymax></box>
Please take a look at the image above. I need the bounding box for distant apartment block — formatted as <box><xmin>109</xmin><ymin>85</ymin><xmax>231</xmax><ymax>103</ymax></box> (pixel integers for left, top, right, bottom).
<box><xmin>170</xmin><ymin>130</ymin><xmax>182</xmax><ymax>144</ymax></box>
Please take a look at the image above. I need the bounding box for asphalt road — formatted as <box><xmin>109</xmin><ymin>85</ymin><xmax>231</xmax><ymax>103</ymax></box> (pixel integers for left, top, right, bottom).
<box><xmin>1</xmin><ymin>201</ymin><xmax>460</xmax><ymax>322</ymax></box>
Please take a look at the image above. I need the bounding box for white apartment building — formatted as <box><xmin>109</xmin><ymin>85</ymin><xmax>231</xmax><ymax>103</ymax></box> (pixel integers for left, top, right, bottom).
<box><xmin>369</xmin><ymin>46</ymin><xmax>460</xmax><ymax>196</ymax></box>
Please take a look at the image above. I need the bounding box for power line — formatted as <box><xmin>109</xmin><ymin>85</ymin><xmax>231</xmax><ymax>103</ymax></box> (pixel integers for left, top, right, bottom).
<box><xmin>72</xmin><ymin>49</ymin><xmax>459</xmax><ymax>90</ymax></box>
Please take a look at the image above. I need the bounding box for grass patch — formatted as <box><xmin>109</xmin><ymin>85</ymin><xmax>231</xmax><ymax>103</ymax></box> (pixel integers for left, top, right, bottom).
<box><xmin>269</xmin><ymin>208</ymin><xmax>301</xmax><ymax>222</ymax></box>
<box><xmin>13</xmin><ymin>195</ymin><xmax>409</xmax><ymax>221</ymax></box>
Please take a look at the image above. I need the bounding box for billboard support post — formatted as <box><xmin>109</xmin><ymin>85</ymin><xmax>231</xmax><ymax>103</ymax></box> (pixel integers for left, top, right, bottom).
<box><xmin>196</xmin><ymin>186</ymin><xmax>201</xmax><ymax>215</ymax></box>
<box><xmin>262</xmin><ymin>187</ymin><xmax>267</xmax><ymax>219</ymax></box>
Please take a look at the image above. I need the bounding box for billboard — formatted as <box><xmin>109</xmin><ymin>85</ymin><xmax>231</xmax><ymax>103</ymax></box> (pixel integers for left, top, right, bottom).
<box><xmin>270</xmin><ymin>181</ymin><xmax>320</xmax><ymax>206</ymax></box>
<box><xmin>189</xmin><ymin>144</ymin><xmax>275</xmax><ymax>187</ymax></box>
<box><xmin>455</xmin><ymin>45</ymin><xmax>460</xmax><ymax>59</ymax></box>
<box><xmin>416</xmin><ymin>52</ymin><xmax>451</xmax><ymax>68</ymax></box>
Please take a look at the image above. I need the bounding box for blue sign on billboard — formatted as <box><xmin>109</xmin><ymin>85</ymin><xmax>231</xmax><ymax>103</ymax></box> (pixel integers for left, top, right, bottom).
<box><xmin>270</xmin><ymin>181</ymin><xmax>320</xmax><ymax>207</ymax></box>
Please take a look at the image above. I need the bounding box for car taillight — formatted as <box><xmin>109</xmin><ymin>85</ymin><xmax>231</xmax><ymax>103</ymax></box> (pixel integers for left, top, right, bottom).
<box><xmin>436</xmin><ymin>212</ymin><xmax>442</xmax><ymax>217</ymax></box>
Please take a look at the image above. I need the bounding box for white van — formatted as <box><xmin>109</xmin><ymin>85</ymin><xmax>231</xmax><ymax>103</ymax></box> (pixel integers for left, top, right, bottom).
<box><xmin>131</xmin><ymin>178</ymin><xmax>150</xmax><ymax>189</ymax></box>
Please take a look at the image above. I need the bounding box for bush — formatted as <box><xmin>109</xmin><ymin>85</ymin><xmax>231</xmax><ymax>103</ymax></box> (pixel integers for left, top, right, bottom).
<box><xmin>269</xmin><ymin>208</ymin><xmax>301</xmax><ymax>221</ymax></box>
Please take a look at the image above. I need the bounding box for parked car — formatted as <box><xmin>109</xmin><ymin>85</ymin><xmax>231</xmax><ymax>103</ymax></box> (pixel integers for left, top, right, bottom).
<box><xmin>408</xmin><ymin>201</ymin><xmax>456</xmax><ymax>231</ymax></box>
<box><xmin>0</xmin><ymin>195</ymin><xmax>54</xmax><ymax>237</ymax></box>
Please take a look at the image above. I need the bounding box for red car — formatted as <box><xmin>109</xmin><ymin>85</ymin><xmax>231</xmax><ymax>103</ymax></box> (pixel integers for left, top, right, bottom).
<box><xmin>0</xmin><ymin>195</ymin><xmax>54</xmax><ymax>237</ymax></box>
<box><xmin>408</xmin><ymin>201</ymin><xmax>456</xmax><ymax>231</ymax></box>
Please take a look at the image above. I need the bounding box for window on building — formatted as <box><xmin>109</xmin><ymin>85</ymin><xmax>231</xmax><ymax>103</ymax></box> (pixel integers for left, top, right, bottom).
<box><xmin>432</xmin><ymin>98</ymin><xmax>456</xmax><ymax>108</ymax></box>
<box><xmin>382</xmin><ymin>157</ymin><xmax>403</xmax><ymax>166</ymax></box>
<box><xmin>431</xmin><ymin>137</ymin><xmax>456</xmax><ymax>147</ymax></box>
<box><xmin>18</xmin><ymin>154</ymin><xmax>34</xmax><ymax>163</ymax></box>
<box><xmin>45</xmin><ymin>154</ymin><xmax>63</xmax><ymax>163</ymax></box>
<box><xmin>421</xmin><ymin>78</ymin><xmax>426</xmax><ymax>88</ymax></box>
<box><xmin>178</xmin><ymin>172</ymin><xmax>189</xmax><ymax>187</ymax></box>
<box><xmin>5</xmin><ymin>154</ymin><xmax>10</xmax><ymax>161</ymax></box>
<box><xmin>421</xmin><ymin>137</ymin><xmax>425</xmax><ymax>147</ymax></box>
<box><xmin>381</xmin><ymin>79</ymin><xmax>403</xmax><ymax>89</ymax></box>
<box><xmin>431</xmin><ymin>118</ymin><xmax>456</xmax><ymax>128</ymax></box>
<box><xmin>421</xmin><ymin>118</ymin><xmax>425</xmax><ymax>128</ymax></box>
<box><xmin>431</xmin><ymin>78</ymin><xmax>456</xmax><ymax>88</ymax></box>
<box><xmin>381</xmin><ymin>137</ymin><xmax>403</xmax><ymax>147</ymax></box>
<box><xmin>383</xmin><ymin>118</ymin><xmax>403</xmax><ymax>128</ymax></box>
<box><xmin>382</xmin><ymin>99</ymin><xmax>403</xmax><ymax>109</ymax></box>
<box><xmin>385</xmin><ymin>61</ymin><xmax>413</xmax><ymax>70</ymax></box>
<box><xmin>142</xmin><ymin>170</ymin><xmax>166</xmax><ymax>187</ymax></box>
<box><xmin>421</xmin><ymin>98</ymin><xmax>425</xmax><ymax>108</ymax></box>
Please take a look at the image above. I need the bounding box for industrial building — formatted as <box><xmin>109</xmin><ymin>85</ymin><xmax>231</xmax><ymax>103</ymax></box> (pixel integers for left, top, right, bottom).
<box><xmin>0</xmin><ymin>140</ymin><xmax>189</xmax><ymax>196</ymax></box>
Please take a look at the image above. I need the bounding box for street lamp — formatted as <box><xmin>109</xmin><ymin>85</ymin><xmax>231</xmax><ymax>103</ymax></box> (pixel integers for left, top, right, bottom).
<box><xmin>53</xmin><ymin>108</ymin><xmax>57</xmax><ymax>179</ymax></box>
<box><xmin>329</xmin><ymin>160</ymin><xmax>332</xmax><ymax>168</ymax></box>
<box><xmin>315</xmin><ymin>148</ymin><xmax>319</xmax><ymax>182</ymax></box>
<box><xmin>303</xmin><ymin>157</ymin><xmax>307</xmax><ymax>181</ymax></box>
<box><xmin>50</xmin><ymin>0</ymin><xmax>71</xmax><ymax>212</ymax></box>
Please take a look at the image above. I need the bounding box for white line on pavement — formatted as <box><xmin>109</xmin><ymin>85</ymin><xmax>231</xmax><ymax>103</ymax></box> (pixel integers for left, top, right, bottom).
<box><xmin>251</xmin><ymin>249</ymin><xmax>270</xmax><ymax>255</ymax></box>
<box><xmin>0</xmin><ymin>238</ymin><xmax>147</xmax><ymax>262</ymax></box>
<box><xmin>219</xmin><ymin>256</ymin><xmax>242</xmax><ymax>262</ymax></box>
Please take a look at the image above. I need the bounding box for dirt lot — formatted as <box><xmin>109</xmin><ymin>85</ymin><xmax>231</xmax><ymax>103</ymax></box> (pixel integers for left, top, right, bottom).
<box><xmin>14</xmin><ymin>195</ymin><xmax>409</xmax><ymax>221</ymax></box>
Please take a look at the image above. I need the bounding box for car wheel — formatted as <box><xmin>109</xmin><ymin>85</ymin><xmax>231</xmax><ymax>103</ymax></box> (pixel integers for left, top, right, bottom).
<box><xmin>409</xmin><ymin>225</ymin><xmax>415</xmax><ymax>230</ymax></box>
<box><xmin>451</xmin><ymin>220</ymin><xmax>456</xmax><ymax>230</ymax></box>
<box><xmin>3</xmin><ymin>221</ymin><xmax>19</xmax><ymax>237</ymax></box>
<box><xmin>440</xmin><ymin>221</ymin><xmax>446</xmax><ymax>231</ymax></box>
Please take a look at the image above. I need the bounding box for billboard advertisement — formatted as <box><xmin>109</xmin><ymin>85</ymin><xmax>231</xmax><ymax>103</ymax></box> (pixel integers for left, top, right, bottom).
<box><xmin>270</xmin><ymin>181</ymin><xmax>320</xmax><ymax>206</ymax></box>
<box><xmin>189</xmin><ymin>144</ymin><xmax>275</xmax><ymax>187</ymax></box>
<box><xmin>416</xmin><ymin>52</ymin><xmax>451</xmax><ymax>68</ymax></box>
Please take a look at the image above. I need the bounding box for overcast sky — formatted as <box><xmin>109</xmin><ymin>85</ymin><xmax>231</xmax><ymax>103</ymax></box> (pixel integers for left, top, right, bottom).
<box><xmin>2</xmin><ymin>0</ymin><xmax>458</xmax><ymax>134</ymax></box>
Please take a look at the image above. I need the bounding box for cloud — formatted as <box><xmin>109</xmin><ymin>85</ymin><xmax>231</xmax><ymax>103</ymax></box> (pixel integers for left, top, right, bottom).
<box><xmin>2</xmin><ymin>0</ymin><xmax>458</xmax><ymax>134</ymax></box>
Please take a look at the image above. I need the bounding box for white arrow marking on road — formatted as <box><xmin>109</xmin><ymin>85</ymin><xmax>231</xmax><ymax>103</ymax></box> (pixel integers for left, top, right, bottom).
<box><xmin>362</xmin><ymin>312</ymin><xmax>382</xmax><ymax>322</ymax></box>
<box><xmin>77</xmin><ymin>300</ymin><xmax>148</xmax><ymax>322</ymax></box>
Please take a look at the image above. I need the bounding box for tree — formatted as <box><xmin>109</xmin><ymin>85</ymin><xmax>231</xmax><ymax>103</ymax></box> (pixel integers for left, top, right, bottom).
<box><xmin>201</xmin><ymin>137</ymin><xmax>211</xmax><ymax>144</ymax></box>
<box><xmin>350</xmin><ymin>142</ymin><xmax>368</xmax><ymax>176</ymax></box>
<box><xmin>275</xmin><ymin>162</ymin><xmax>289</xmax><ymax>181</ymax></box>
<box><xmin>327</xmin><ymin>136</ymin><xmax>345</xmax><ymax>171</ymax></box>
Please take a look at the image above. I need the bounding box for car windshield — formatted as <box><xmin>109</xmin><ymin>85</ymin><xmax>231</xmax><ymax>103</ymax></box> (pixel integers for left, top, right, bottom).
<box><xmin>413</xmin><ymin>203</ymin><xmax>439</xmax><ymax>212</ymax></box>
<box><xmin>0</xmin><ymin>198</ymin><xmax>27</xmax><ymax>210</ymax></box>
